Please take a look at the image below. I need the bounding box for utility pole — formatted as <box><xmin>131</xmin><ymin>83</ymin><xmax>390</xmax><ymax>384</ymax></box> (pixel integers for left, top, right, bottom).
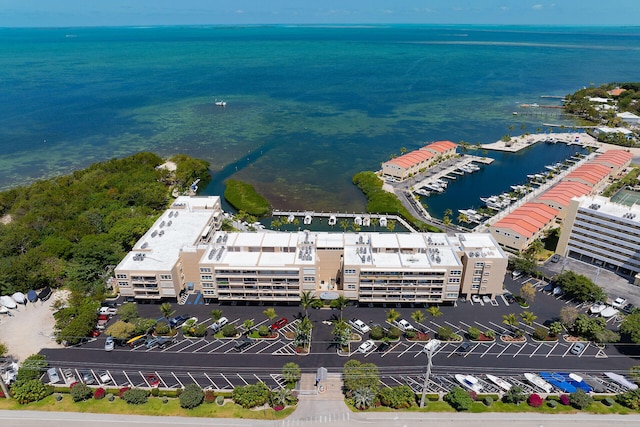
<box><xmin>420</xmin><ymin>339</ymin><xmax>441</xmax><ymax>408</ymax></box>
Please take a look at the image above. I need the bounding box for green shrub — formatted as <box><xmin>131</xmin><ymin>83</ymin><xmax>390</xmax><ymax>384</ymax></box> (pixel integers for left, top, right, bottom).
<box><xmin>404</xmin><ymin>329</ymin><xmax>416</xmax><ymax>339</ymax></box>
<box><xmin>10</xmin><ymin>379</ymin><xmax>52</xmax><ymax>405</ymax></box>
<box><xmin>179</xmin><ymin>383</ymin><xmax>205</xmax><ymax>409</ymax></box>
<box><xmin>122</xmin><ymin>388</ymin><xmax>149</xmax><ymax>405</ymax></box>
<box><xmin>533</xmin><ymin>327</ymin><xmax>548</xmax><ymax>341</ymax></box>
<box><xmin>437</xmin><ymin>326</ymin><xmax>454</xmax><ymax>341</ymax></box>
<box><xmin>444</xmin><ymin>386</ymin><xmax>473</xmax><ymax>411</ymax></box>
<box><xmin>55</xmin><ymin>393</ymin><xmax>63</xmax><ymax>401</ymax></box>
<box><xmin>162</xmin><ymin>397</ymin><xmax>169</xmax><ymax>404</ymax></box>
<box><xmin>378</xmin><ymin>385</ymin><xmax>416</xmax><ymax>409</ymax></box>
<box><xmin>221</xmin><ymin>323</ymin><xmax>238</xmax><ymax>337</ymax></box>
<box><xmin>603</xmin><ymin>397</ymin><xmax>615</xmax><ymax>407</ymax></box>
<box><xmin>216</xmin><ymin>395</ymin><xmax>225</xmax><ymax>405</ymax></box>
<box><xmin>70</xmin><ymin>382</ymin><xmax>93</xmax><ymax>402</ymax></box>
<box><xmin>387</xmin><ymin>327</ymin><xmax>402</xmax><ymax>340</ymax></box>
<box><xmin>224</xmin><ymin>179</ymin><xmax>270</xmax><ymax>217</ymax></box>
<box><xmin>155</xmin><ymin>323</ymin><xmax>170</xmax><ymax>335</ymax></box>
<box><xmin>16</xmin><ymin>354</ymin><xmax>48</xmax><ymax>382</ymax></box>
<box><xmin>484</xmin><ymin>329</ymin><xmax>495</xmax><ymax>339</ymax></box>
<box><xmin>617</xmin><ymin>389</ymin><xmax>640</xmax><ymax>409</ymax></box>
<box><xmin>151</xmin><ymin>387</ymin><xmax>159</xmax><ymax>396</ymax></box>
<box><xmin>569</xmin><ymin>389</ymin><xmax>593</xmax><ymax>409</ymax></box>
<box><xmin>502</xmin><ymin>386</ymin><xmax>526</xmax><ymax>405</ymax></box>
<box><xmin>483</xmin><ymin>396</ymin><xmax>493</xmax><ymax>406</ymax></box>
<box><xmin>310</xmin><ymin>299</ymin><xmax>324</xmax><ymax>309</ymax></box>
<box><xmin>467</xmin><ymin>327</ymin><xmax>480</xmax><ymax>340</ymax></box>
<box><xmin>258</xmin><ymin>325</ymin><xmax>270</xmax><ymax>337</ymax></box>
<box><xmin>106</xmin><ymin>393</ymin><xmax>114</xmax><ymax>402</ymax></box>
<box><xmin>232</xmin><ymin>383</ymin><xmax>270</xmax><ymax>408</ymax></box>
<box><xmin>369</xmin><ymin>325</ymin><xmax>385</xmax><ymax>340</ymax></box>
<box><xmin>547</xmin><ymin>399</ymin><xmax>558</xmax><ymax>408</ymax></box>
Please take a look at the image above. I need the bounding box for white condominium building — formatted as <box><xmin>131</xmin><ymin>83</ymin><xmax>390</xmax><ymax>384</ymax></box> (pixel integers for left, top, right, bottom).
<box><xmin>557</xmin><ymin>195</ymin><xmax>640</xmax><ymax>277</ymax></box>
<box><xmin>115</xmin><ymin>196</ymin><xmax>508</xmax><ymax>303</ymax></box>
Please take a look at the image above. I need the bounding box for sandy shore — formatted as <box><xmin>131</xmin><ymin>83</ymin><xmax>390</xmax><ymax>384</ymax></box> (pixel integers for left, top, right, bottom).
<box><xmin>482</xmin><ymin>132</ymin><xmax>640</xmax><ymax>163</ymax></box>
<box><xmin>0</xmin><ymin>290</ymin><xmax>65</xmax><ymax>362</ymax></box>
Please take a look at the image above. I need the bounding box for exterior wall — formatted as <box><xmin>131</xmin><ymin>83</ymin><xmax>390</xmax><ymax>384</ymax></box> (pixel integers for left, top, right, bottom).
<box><xmin>459</xmin><ymin>254</ymin><xmax>508</xmax><ymax>300</ymax></box>
<box><xmin>489</xmin><ymin>227</ymin><xmax>530</xmax><ymax>253</ymax></box>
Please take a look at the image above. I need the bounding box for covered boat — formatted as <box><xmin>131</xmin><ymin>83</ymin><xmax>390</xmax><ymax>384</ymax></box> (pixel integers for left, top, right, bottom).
<box><xmin>574</xmin><ymin>372</ymin><xmax>606</xmax><ymax>393</ymax></box>
<box><xmin>11</xmin><ymin>292</ymin><xmax>26</xmax><ymax>305</ymax></box>
<box><xmin>524</xmin><ymin>372</ymin><xmax>553</xmax><ymax>393</ymax></box>
<box><xmin>540</xmin><ymin>372</ymin><xmax>577</xmax><ymax>393</ymax></box>
<box><xmin>558</xmin><ymin>372</ymin><xmax>593</xmax><ymax>393</ymax></box>
<box><xmin>27</xmin><ymin>290</ymin><xmax>38</xmax><ymax>303</ymax></box>
<box><xmin>605</xmin><ymin>372</ymin><xmax>638</xmax><ymax>390</ymax></box>
<box><xmin>37</xmin><ymin>287</ymin><xmax>52</xmax><ymax>301</ymax></box>
<box><xmin>0</xmin><ymin>295</ymin><xmax>17</xmax><ymax>309</ymax></box>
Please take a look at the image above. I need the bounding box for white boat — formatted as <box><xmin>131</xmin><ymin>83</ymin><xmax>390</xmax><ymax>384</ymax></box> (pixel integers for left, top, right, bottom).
<box><xmin>0</xmin><ymin>305</ymin><xmax>8</xmax><ymax>314</ymax></box>
<box><xmin>354</xmin><ymin>216</ymin><xmax>363</xmax><ymax>226</ymax></box>
<box><xmin>458</xmin><ymin>209</ymin><xmax>483</xmax><ymax>223</ymax></box>
<box><xmin>11</xmin><ymin>292</ymin><xmax>26</xmax><ymax>304</ymax></box>
<box><xmin>362</xmin><ymin>216</ymin><xmax>371</xmax><ymax>227</ymax></box>
<box><xmin>486</xmin><ymin>374</ymin><xmax>512</xmax><ymax>391</ymax></box>
<box><xmin>287</xmin><ymin>214</ymin><xmax>295</xmax><ymax>223</ymax></box>
<box><xmin>303</xmin><ymin>215</ymin><xmax>312</xmax><ymax>225</ymax></box>
<box><xmin>467</xmin><ymin>163</ymin><xmax>480</xmax><ymax>171</ymax></box>
<box><xmin>604</xmin><ymin>372</ymin><xmax>638</xmax><ymax>390</ymax></box>
<box><xmin>214</xmin><ymin>99</ymin><xmax>227</xmax><ymax>106</ymax></box>
<box><xmin>328</xmin><ymin>215</ymin><xmax>337</xmax><ymax>226</ymax></box>
<box><xmin>379</xmin><ymin>216</ymin><xmax>387</xmax><ymax>227</ymax></box>
<box><xmin>0</xmin><ymin>295</ymin><xmax>17</xmax><ymax>309</ymax></box>
<box><xmin>455</xmin><ymin>374</ymin><xmax>483</xmax><ymax>393</ymax></box>
<box><xmin>415</xmin><ymin>188</ymin><xmax>431</xmax><ymax>196</ymax></box>
<box><xmin>600</xmin><ymin>306</ymin><xmax>619</xmax><ymax>318</ymax></box>
<box><xmin>423</xmin><ymin>182</ymin><xmax>445</xmax><ymax>193</ymax></box>
<box><xmin>524</xmin><ymin>372</ymin><xmax>553</xmax><ymax>393</ymax></box>
<box><xmin>589</xmin><ymin>302</ymin><xmax>606</xmax><ymax>314</ymax></box>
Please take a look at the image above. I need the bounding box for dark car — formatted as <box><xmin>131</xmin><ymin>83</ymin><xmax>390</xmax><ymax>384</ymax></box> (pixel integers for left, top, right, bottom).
<box><xmin>270</xmin><ymin>317</ymin><xmax>288</xmax><ymax>330</ymax></box>
<box><xmin>455</xmin><ymin>342</ymin><xmax>473</xmax><ymax>355</ymax></box>
<box><xmin>169</xmin><ymin>314</ymin><xmax>190</xmax><ymax>327</ymax></box>
<box><xmin>79</xmin><ymin>369</ymin><xmax>95</xmax><ymax>385</ymax></box>
<box><xmin>622</xmin><ymin>303</ymin><xmax>636</xmax><ymax>314</ymax></box>
<box><xmin>233</xmin><ymin>338</ymin><xmax>254</xmax><ymax>352</ymax></box>
<box><xmin>503</xmin><ymin>293</ymin><xmax>516</xmax><ymax>304</ymax></box>
<box><xmin>376</xmin><ymin>341</ymin><xmax>391</xmax><ymax>353</ymax></box>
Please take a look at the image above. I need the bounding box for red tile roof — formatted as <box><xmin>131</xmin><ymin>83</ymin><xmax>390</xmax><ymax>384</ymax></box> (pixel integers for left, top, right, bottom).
<box><xmin>562</xmin><ymin>163</ymin><xmax>610</xmax><ymax>186</ymax></box>
<box><xmin>536</xmin><ymin>181</ymin><xmax>592</xmax><ymax>207</ymax></box>
<box><xmin>386</xmin><ymin>150</ymin><xmax>434</xmax><ymax>169</ymax></box>
<box><xmin>607</xmin><ymin>87</ymin><xmax>627</xmax><ymax>97</ymax></box>
<box><xmin>591</xmin><ymin>150</ymin><xmax>633</xmax><ymax>168</ymax></box>
<box><xmin>423</xmin><ymin>140</ymin><xmax>457</xmax><ymax>153</ymax></box>
<box><xmin>492</xmin><ymin>203</ymin><xmax>558</xmax><ymax>238</ymax></box>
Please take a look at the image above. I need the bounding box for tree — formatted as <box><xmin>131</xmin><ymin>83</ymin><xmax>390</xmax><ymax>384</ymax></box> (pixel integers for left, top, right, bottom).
<box><xmin>211</xmin><ymin>309</ymin><xmax>223</xmax><ymax>322</ymax></box>
<box><xmin>554</xmin><ymin>271</ymin><xmax>605</xmax><ymax>303</ymax></box>
<box><xmin>386</xmin><ymin>219</ymin><xmax>396</xmax><ymax>232</ymax></box>
<box><xmin>232</xmin><ymin>383</ymin><xmax>270</xmax><ymax>409</ymax></box>
<box><xmin>526</xmin><ymin>238</ymin><xmax>544</xmax><ymax>257</ymax></box>
<box><xmin>342</xmin><ymin>360</ymin><xmax>380</xmax><ymax>395</ymax></box>
<box><xmin>548</xmin><ymin>321</ymin><xmax>563</xmax><ymax>337</ymax></box>
<box><xmin>339</xmin><ymin>219</ymin><xmax>349</xmax><ymax>232</ymax></box>
<box><xmin>16</xmin><ymin>354</ymin><xmax>47</xmax><ymax>382</ymax></box>
<box><xmin>281</xmin><ymin>362</ymin><xmax>301</xmax><ymax>386</ymax></box>
<box><xmin>263</xmin><ymin>307</ymin><xmax>277</xmax><ymax>321</ymax></box>
<box><xmin>10</xmin><ymin>379</ymin><xmax>51</xmax><ymax>404</ymax></box>
<box><xmin>352</xmin><ymin>387</ymin><xmax>376</xmax><ymax>410</ymax></box>
<box><xmin>117</xmin><ymin>302</ymin><xmax>138</xmax><ymax>323</ymax></box>
<box><xmin>242</xmin><ymin>319</ymin><xmax>254</xmax><ymax>332</ymax></box>
<box><xmin>105</xmin><ymin>320</ymin><xmax>136</xmax><ymax>341</ymax></box>
<box><xmin>332</xmin><ymin>319</ymin><xmax>351</xmax><ymax>348</ymax></box>
<box><xmin>519</xmin><ymin>283</ymin><xmax>536</xmax><ymax>304</ymax></box>
<box><xmin>294</xmin><ymin>316</ymin><xmax>313</xmax><ymax>349</ymax></box>
<box><xmin>386</xmin><ymin>308</ymin><xmax>401</xmax><ymax>323</ymax></box>
<box><xmin>559</xmin><ymin>306</ymin><xmax>579</xmax><ymax>328</ymax></box>
<box><xmin>70</xmin><ymin>382</ymin><xmax>93</xmax><ymax>402</ymax></box>
<box><xmin>180</xmin><ymin>383</ymin><xmax>205</xmax><ymax>409</ymax></box>
<box><xmin>270</xmin><ymin>387</ymin><xmax>295</xmax><ymax>407</ymax></box>
<box><xmin>502</xmin><ymin>386</ymin><xmax>526</xmax><ymax>404</ymax></box>
<box><xmin>437</xmin><ymin>326</ymin><xmax>454</xmax><ymax>341</ymax></box>
<box><xmin>502</xmin><ymin>313</ymin><xmax>518</xmax><ymax>331</ymax></box>
<box><xmin>427</xmin><ymin>306</ymin><xmax>443</xmax><ymax>318</ymax></box>
<box><xmin>573</xmin><ymin>314</ymin><xmax>606</xmax><ymax>340</ymax></box>
<box><xmin>300</xmin><ymin>291</ymin><xmax>317</xmax><ymax>317</ymax></box>
<box><xmin>620</xmin><ymin>312</ymin><xmax>640</xmax><ymax>343</ymax></box>
<box><xmin>411</xmin><ymin>310</ymin><xmax>424</xmax><ymax>325</ymax></box>
<box><xmin>444</xmin><ymin>386</ymin><xmax>473</xmax><ymax>411</ymax></box>
<box><xmin>159</xmin><ymin>302</ymin><xmax>175</xmax><ymax>332</ymax></box>
<box><xmin>520</xmin><ymin>311</ymin><xmax>537</xmax><ymax>326</ymax></box>
<box><xmin>569</xmin><ymin>389</ymin><xmax>593</xmax><ymax>409</ymax></box>
<box><xmin>330</xmin><ymin>295</ymin><xmax>349</xmax><ymax>320</ymax></box>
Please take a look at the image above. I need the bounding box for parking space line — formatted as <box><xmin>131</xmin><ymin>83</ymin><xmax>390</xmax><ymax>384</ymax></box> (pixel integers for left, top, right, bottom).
<box><xmin>177</xmin><ymin>338</ymin><xmax>207</xmax><ymax>353</ymax></box>
<box><xmin>255</xmin><ymin>339</ymin><xmax>283</xmax><ymax>354</ymax></box>
<box><xmin>529</xmin><ymin>342</ymin><xmax>544</xmax><ymax>358</ymax></box>
<box><xmin>500</xmin><ymin>295</ymin><xmax>509</xmax><ymax>305</ymax></box>
<box><xmin>545</xmin><ymin>342</ymin><xmax>559</xmax><ymax>357</ymax></box>
<box><xmin>480</xmin><ymin>342</ymin><xmax>495</xmax><ymax>358</ymax></box>
<box><xmin>187</xmin><ymin>372</ymin><xmax>199</xmax><ymax>387</ymax></box>
<box><xmin>207</xmin><ymin>341</ymin><xmax>230</xmax><ymax>353</ymax></box>
<box><xmin>381</xmin><ymin>341</ymin><xmax>401</xmax><ymax>358</ymax></box>
<box><xmin>488</xmin><ymin>321</ymin><xmax>509</xmax><ymax>334</ymax></box>
<box><xmin>253</xmin><ymin>374</ymin><xmax>264</xmax><ymax>384</ymax></box>
<box><xmin>172</xmin><ymin>372</ymin><xmax>184</xmax><ymax>388</ymax></box>
<box><xmin>463</xmin><ymin>342</ymin><xmax>480</xmax><ymax>358</ymax></box>
<box><xmin>220</xmin><ymin>373</ymin><xmax>233</xmax><ymax>388</ymax></box>
<box><xmin>237</xmin><ymin>374</ymin><xmax>248</xmax><ymax>385</ymax></box>
<box><xmin>578</xmin><ymin>342</ymin><xmax>589</xmax><ymax>357</ymax></box>
<box><xmin>161</xmin><ymin>340</ymin><xmax>182</xmax><ymax>351</ymax></box>
<box><xmin>473</xmin><ymin>321</ymin><xmax>495</xmax><ymax>334</ymax></box>
<box><xmin>512</xmin><ymin>343</ymin><xmax>527</xmax><ymax>358</ymax></box>
<box><xmin>203</xmin><ymin>373</ymin><xmax>218</xmax><ymax>389</ymax></box>
<box><xmin>444</xmin><ymin>320</ymin><xmax>463</xmax><ymax>334</ymax></box>
<box><xmin>122</xmin><ymin>371</ymin><xmax>134</xmax><ymax>387</ymax></box>
<box><xmin>191</xmin><ymin>340</ymin><xmax>218</xmax><ymax>352</ymax></box>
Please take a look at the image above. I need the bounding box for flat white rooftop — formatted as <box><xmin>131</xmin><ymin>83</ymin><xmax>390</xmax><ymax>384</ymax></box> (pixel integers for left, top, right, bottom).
<box><xmin>576</xmin><ymin>195</ymin><xmax>640</xmax><ymax>221</ymax></box>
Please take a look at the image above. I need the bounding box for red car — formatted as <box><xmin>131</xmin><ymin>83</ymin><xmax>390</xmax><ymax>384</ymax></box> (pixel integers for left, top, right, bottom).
<box><xmin>90</xmin><ymin>330</ymin><xmax>101</xmax><ymax>337</ymax></box>
<box><xmin>270</xmin><ymin>317</ymin><xmax>288</xmax><ymax>330</ymax></box>
<box><xmin>145</xmin><ymin>373</ymin><xmax>160</xmax><ymax>387</ymax></box>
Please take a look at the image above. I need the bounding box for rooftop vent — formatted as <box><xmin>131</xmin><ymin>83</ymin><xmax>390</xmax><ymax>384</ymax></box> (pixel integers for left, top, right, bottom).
<box><xmin>151</xmin><ymin>231</ymin><xmax>157</xmax><ymax>238</ymax></box>
<box><xmin>168</xmin><ymin>211</ymin><xmax>174</xmax><ymax>218</ymax></box>
<box><xmin>159</xmin><ymin>230</ymin><xmax>165</xmax><ymax>236</ymax></box>
<box><xmin>159</xmin><ymin>221</ymin><xmax>166</xmax><ymax>228</ymax></box>
<box><xmin>141</xmin><ymin>242</ymin><xmax>148</xmax><ymax>249</ymax></box>
<box><xmin>167</xmin><ymin>220</ymin><xmax>172</xmax><ymax>227</ymax></box>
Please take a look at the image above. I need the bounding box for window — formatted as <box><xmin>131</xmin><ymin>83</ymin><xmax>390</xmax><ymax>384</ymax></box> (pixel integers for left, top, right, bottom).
<box><xmin>450</xmin><ymin>270</ymin><xmax>462</xmax><ymax>276</ymax></box>
<box><xmin>344</xmin><ymin>269</ymin><xmax>356</xmax><ymax>275</ymax></box>
<box><xmin>471</xmin><ymin>284</ymin><xmax>480</xmax><ymax>290</ymax></box>
<box><xmin>472</xmin><ymin>277</ymin><xmax>481</xmax><ymax>283</ymax></box>
<box><xmin>118</xmin><ymin>281</ymin><xmax>129</xmax><ymax>287</ymax></box>
<box><xmin>474</xmin><ymin>262</ymin><xmax>484</xmax><ymax>268</ymax></box>
<box><xmin>303</xmin><ymin>276</ymin><xmax>315</xmax><ymax>282</ymax></box>
<box><xmin>160</xmin><ymin>275</ymin><xmax>172</xmax><ymax>280</ymax></box>
<box><xmin>202</xmin><ymin>282</ymin><xmax>214</xmax><ymax>288</ymax></box>
<box><xmin>448</xmin><ymin>277</ymin><xmax>460</xmax><ymax>284</ymax></box>
<box><xmin>201</xmin><ymin>275</ymin><xmax>213</xmax><ymax>281</ymax></box>
<box><xmin>473</xmin><ymin>269</ymin><xmax>482</xmax><ymax>275</ymax></box>
<box><xmin>116</xmin><ymin>274</ymin><xmax>127</xmax><ymax>279</ymax></box>
<box><xmin>445</xmin><ymin>292</ymin><xmax>458</xmax><ymax>298</ymax></box>
<box><xmin>347</xmin><ymin>284</ymin><xmax>356</xmax><ymax>290</ymax></box>
<box><xmin>200</xmin><ymin>268</ymin><xmax>211</xmax><ymax>273</ymax></box>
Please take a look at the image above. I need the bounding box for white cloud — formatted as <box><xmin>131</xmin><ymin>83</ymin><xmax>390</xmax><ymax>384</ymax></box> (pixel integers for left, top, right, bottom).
<box><xmin>532</xmin><ymin>4</ymin><xmax>544</xmax><ymax>10</ymax></box>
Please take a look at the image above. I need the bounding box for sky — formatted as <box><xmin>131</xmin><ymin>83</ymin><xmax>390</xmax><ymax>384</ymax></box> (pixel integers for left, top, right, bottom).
<box><xmin>0</xmin><ymin>0</ymin><xmax>639</xmax><ymax>27</ymax></box>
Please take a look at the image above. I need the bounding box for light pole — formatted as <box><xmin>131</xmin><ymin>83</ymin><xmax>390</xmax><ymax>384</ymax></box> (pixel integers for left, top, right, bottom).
<box><xmin>420</xmin><ymin>339</ymin><xmax>441</xmax><ymax>408</ymax></box>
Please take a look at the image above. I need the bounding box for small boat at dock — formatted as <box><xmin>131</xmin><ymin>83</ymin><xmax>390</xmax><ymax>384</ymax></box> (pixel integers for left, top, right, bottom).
<box><xmin>328</xmin><ymin>215</ymin><xmax>337</xmax><ymax>226</ymax></box>
<box><xmin>379</xmin><ymin>216</ymin><xmax>387</xmax><ymax>227</ymax></box>
<box><xmin>415</xmin><ymin>188</ymin><xmax>431</xmax><ymax>196</ymax></box>
<box><xmin>362</xmin><ymin>216</ymin><xmax>371</xmax><ymax>227</ymax></box>
<box><xmin>485</xmin><ymin>374</ymin><xmax>512</xmax><ymax>391</ymax></box>
<box><xmin>0</xmin><ymin>295</ymin><xmax>17</xmax><ymax>309</ymax></box>
<box><xmin>303</xmin><ymin>214</ymin><xmax>312</xmax><ymax>225</ymax></box>
<box><xmin>287</xmin><ymin>214</ymin><xmax>295</xmax><ymax>223</ymax></box>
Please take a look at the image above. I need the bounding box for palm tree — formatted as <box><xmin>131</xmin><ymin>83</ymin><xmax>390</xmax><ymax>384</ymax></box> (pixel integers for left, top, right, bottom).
<box><xmin>211</xmin><ymin>309</ymin><xmax>223</xmax><ymax>322</ymax></box>
<box><xmin>548</xmin><ymin>321</ymin><xmax>563</xmax><ymax>337</ymax></box>
<box><xmin>400</xmin><ymin>147</ymin><xmax>407</xmax><ymax>155</ymax></box>
<box><xmin>242</xmin><ymin>319</ymin><xmax>254</xmax><ymax>333</ymax></box>
<box><xmin>281</xmin><ymin>362</ymin><xmax>301</xmax><ymax>386</ymax></box>
<box><xmin>426</xmin><ymin>306</ymin><xmax>442</xmax><ymax>318</ymax></box>
<box><xmin>370</xmin><ymin>217</ymin><xmax>379</xmax><ymax>231</ymax></box>
<box><xmin>411</xmin><ymin>310</ymin><xmax>425</xmax><ymax>325</ymax></box>
<box><xmin>386</xmin><ymin>308</ymin><xmax>401</xmax><ymax>323</ymax></box>
<box><xmin>339</xmin><ymin>219</ymin><xmax>349</xmax><ymax>232</ymax></box>
<box><xmin>502</xmin><ymin>313</ymin><xmax>518</xmax><ymax>331</ymax></box>
<box><xmin>352</xmin><ymin>387</ymin><xmax>376</xmax><ymax>410</ymax></box>
<box><xmin>386</xmin><ymin>219</ymin><xmax>396</xmax><ymax>232</ymax></box>
<box><xmin>263</xmin><ymin>307</ymin><xmax>277</xmax><ymax>321</ymax></box>
<box><xmin>520</xmin><ymin>311</ymin><xmax>538</xmax><ymax>327</ymax></box>
<box><xmin>330</xmin><ymin>295</ymin><xmax>349</xmax><ymax>320</ymax></box>
<box><xmin>271</xmin><ymin>387</ymin><xmax>294</xmax><ymax>407</ymax></box>
<box><xmin>332</xmin><ymin>319</ymin><xmax>351</xmax><ymax>348</ymax></box>
<box><xmin>271</xmin><ymin>218</ymin><xmax>282</xmax><ymax>229</ymax></box>
<box><xmin>457</xmin><ymin>213</ymin><xmax>469</xmax><ymax>224</ymax></box>
<box><xmin>160</xmin><ymin>302</ymin><xmax>175</xmax><ymax>332</ymax></box>
<box><xmin>299</xmin><ymin>291</ymin><xmax>317</xmax><ymax>317</ymax></box>
<box><xmin>294</xmin><ymin>316</ymin><xmax>313</xmax><ymax>349</ymax></box>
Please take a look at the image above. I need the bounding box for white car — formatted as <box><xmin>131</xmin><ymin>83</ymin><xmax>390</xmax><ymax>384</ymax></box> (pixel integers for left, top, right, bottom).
<box><xmin>393</xmin><ymin>319</ymin><xmax>415</xmax><ymax>332</ymax></box>
<box><xmin>612</xmin><ymin>297</ymin><xmax>627</xmax><ymax>308</ymax></box>
<box><xmin>104</xmin><ymin>336</ymin><xmax>114</xmax><ymax>352</ymax></box>
<box><xmin>210</xmin><ymin>316</ymin><xmax>229</xmax><ymax>332</ymax></box>
<box><xmin>471</xmin><ymin>295</ymin><xmax>481</xmax><ymax>303</ymax></box>
<box><xmin>358</xmin><ymin>339</ymin><xmax>376</xmax><ymax>353</ymax></box>
<box><xmin>349</xmin><ymin>318</ymin><xmax>371</xmax><ymax>334</ymax></box>
<box><xmin>98</xmin><ymin>306</ymin><xmax>117</xmax><ymax>316</ymax></box>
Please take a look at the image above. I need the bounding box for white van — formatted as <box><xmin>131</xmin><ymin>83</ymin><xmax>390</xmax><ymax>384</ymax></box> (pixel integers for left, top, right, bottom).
<box><xmin>210</xmin><ymin>316</ymin><xmax>229</xmax><ymax>332</ymax></box>
<box><xmin>511</xmin><ymin>270</ymin><xmax>522</xmax><ymax>279</ymax></box>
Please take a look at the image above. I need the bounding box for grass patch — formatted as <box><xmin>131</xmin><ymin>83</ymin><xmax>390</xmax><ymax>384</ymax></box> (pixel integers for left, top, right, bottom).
<box><xmin>224</xmin><ymin>179</ymin><xmax>271</xmax><ymax>217</ymax></box>
<box><xmin>0</xmin><ymin>394</ymin><xmax>294</xmax><ymax>419</ymax></box>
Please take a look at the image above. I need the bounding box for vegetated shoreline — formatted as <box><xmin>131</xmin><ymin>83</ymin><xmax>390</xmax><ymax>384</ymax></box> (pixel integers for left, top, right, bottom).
<box><xmin>223</xmin><ymin>179</ymin><xmax>271</xmax><ymax>217</ymax></box>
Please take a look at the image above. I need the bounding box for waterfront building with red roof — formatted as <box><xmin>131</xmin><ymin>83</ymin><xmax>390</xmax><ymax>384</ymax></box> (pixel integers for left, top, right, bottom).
<box><xmin>381</xmin><ymin>140</ymin><xmax>457</xmax><ymax>181</ymax></box>
<box><xmin>489</xmin><ymin>203</ymin><xmax>558</xmax><ymax>253</ymax></box>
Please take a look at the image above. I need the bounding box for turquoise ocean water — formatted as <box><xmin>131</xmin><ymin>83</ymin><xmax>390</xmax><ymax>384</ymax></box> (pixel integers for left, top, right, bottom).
<box><xmin>1</xmin><ymin>25</ymin><xmax>639</xmax><ymax>217</ymax></box>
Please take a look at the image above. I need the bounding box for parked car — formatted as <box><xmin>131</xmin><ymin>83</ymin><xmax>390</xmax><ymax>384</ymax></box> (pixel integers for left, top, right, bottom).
<box><xmin>358</xmin><ymin>339</ymin><xmax>376</xmax><ymax>353</ymax></box>
<box><xmin>169</xmin><ymin>314</ymin><xmax>190</xmax><ymax>327</ymax></box>
<box><xmin>455</xmin><ymin>342</ymin><xmax>473</xmax><ymax>355</ymax></box>
<box><xmin>97</xmin><ymin>370</ymin><xmax>111</xmax><ymax>384</ymax></box>
<box><xmin>270</xmin><ymin>317</ymin><xmax>288</xmax><ymax>330</ymax></box>
<box><xmin>348</xmin><ymin>318</ymin><xmax>371</xmax><ymax>334</ymax></box>
<box><xmin>62</xmin><ymin>368</ymin><xmax>76</xmax><ymax>384</ymax></box>
<box><xmin>376</xmin><ymin>341</ymin><xmax>391</xmax><ymax>353</ymax></box>
<box><xmin>233</xmin><ymin>338</ymin><xmax>254</xmax><ymax>352</ymax></box>
<box><xmin>79</xmin><ymin>369</ymin><xmax>95</xmax><ymax>385</ymax></box>
<box><xmin>145</xmin><ymin>373</ymin><xmax>160</xmax><ymax>387</ymax></box>
<box><xmin>98</xmin><ymin>306</ymin><xmax>117</xmax><ymax>316</ymax></box>
<box><xmin>90</xmin><ymin>329</ymin><xmax>101</xmax><ymax>337</ymax></box>
<box><xmin>550</xmin><ymin>254</ymin><xmax>561</xmax><ymax>263</ymax></box>
<box><xmin>145</xmin><ymin>337</ymin><xmax>161</xmax><ymax>349</ymax></box>
<box><xmin>622</xmin><ymin>303</ymin><xmax>636</xmax><ymax>314</ymax></box>
<box><xmin>570</xmin><ymin>342</ymin><xmax>586</xmax><ymax>355</ymax></box>
<box><xmin>210</xmin><ymin>316</ymin><xmax>229</xmax><ymax>332</ymax></box>
<box><xmin>471</xmin><ymin>295</ymin><xmax>481</xmax><ymax>303</ymax></box>
<box><xmin>104</xmin><ymin>336</ymin><xmax>114</xmax><ymax>352</ymax></box>
<box><xmin>392</xmin><ymin>319</ymin><xmax>414</xmax><ymax>332</ymax></box>
<box><xmin>47</xmin><ymin>368</ymin><xmax>61</xmax><ymax>384</ymax></box>
<box><xmin>503</xmin><ymin>293</ymin><xmax>517</xmax><ymax>304</ymax></box>
<box><xmin>482</xmin><ymin>295</ymin><xmax>491</xmax><ymax>304</ymax></box>
<box><xmin>511</xmin><ymin>270</ymin><xmax>522</xmax><ymax>279</ymax></box>
<box><xmin>612</xmin><ymin>297</ymin><xmax>627</xmax><ymax>308</ymax></box>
